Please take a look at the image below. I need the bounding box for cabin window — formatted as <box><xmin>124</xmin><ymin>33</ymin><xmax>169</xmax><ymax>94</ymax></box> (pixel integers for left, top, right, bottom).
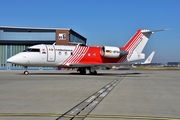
<box><xmin>65</xmin><ymin>52</ymin><xmax>67</xmax><ymax>55</ymax></box>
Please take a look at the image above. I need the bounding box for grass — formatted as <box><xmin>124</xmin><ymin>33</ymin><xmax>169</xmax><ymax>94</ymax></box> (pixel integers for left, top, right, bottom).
<box><xmin>134</xmin><ymin>66</ymin><xmax>180</xmax><ymax>70</ymax></box>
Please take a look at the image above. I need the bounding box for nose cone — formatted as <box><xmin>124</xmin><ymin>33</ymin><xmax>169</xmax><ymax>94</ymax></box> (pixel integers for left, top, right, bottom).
<box><xmin>7</xmin><ymin>57</ymin><xmax>14</xmax><ymax>63</ymax></box>
<box><xmin>7</xmin><ymin>54</ymin><xmax>25</xmax><ymax>64</ymax></box>
<box><xmin>7</xmin><ymin>53</ymin><xmax>28</xmax><ymax>65</ymax></box>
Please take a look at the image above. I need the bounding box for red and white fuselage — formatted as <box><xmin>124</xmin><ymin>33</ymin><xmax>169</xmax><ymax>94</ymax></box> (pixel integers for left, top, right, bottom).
<box><xmin>8</xmin><ymin>45</ymin><xmax>129</xmax><ymax>67</ymax></box>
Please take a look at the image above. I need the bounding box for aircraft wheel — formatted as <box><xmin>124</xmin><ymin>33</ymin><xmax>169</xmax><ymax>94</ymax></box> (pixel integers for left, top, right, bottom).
<box><xmin>90</xmin><ymin>70</ymin><xmax>97</xmax><ymax>75</ymax></box>
<box><xmin>24</xmin><ymin>71</ymin><xmax>29</xmax><ymax>75</ymax></box>
<box><xmin>78</xmin><ymin>68</ymin><xmax>86</xmax><ymax>74</ymax></box>
<box><xmin>89</xmin><ymin>67</ymin><xmax>97</xmax><ymax>75</ymax></box>
<box><xmin>80</xmin><ymin>69</ymin><xmax>86</xmax><ymax>74</ymax></box>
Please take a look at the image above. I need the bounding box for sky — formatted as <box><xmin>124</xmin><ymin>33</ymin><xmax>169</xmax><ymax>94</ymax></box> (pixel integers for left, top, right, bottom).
<box><xmin>0</xmin><ymin>0</ymin><xmax>180</xmax><ymax>63</ymax></box>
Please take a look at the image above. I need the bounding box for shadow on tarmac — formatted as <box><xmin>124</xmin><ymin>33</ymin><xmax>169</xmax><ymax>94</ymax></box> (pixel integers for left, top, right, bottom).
<box><xmin>16</xmin><ymin>71</ymin><xmax>148</xmax><ymax>77</ymax></box>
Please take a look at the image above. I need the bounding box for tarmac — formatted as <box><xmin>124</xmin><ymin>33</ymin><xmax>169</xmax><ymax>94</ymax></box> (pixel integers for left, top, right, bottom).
<box><xmin>0</xmin><ymin>70</ymin><xmax>180</xmax><ymax>120</ymax></box>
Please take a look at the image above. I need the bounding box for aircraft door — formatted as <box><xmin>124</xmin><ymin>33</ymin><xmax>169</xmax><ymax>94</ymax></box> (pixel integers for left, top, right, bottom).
<box><xmin>46</xmin><ymin>45</ymin><xmax>56</xmax><ymax>62</ymax></box>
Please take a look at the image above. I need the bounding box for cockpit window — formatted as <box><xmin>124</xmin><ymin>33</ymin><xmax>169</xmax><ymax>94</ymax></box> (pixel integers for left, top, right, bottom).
<box><xmin>23</xmin><ymin>48</ymin><xmax>40</xmax><ymax>52</ymax></box>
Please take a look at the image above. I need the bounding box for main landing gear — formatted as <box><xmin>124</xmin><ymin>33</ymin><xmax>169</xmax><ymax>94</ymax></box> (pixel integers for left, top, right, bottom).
<box><xmin>23</xmin><ymin>66</ymin><xmax>29</xmax><ymax>75</ymax></box>
<box><xmin>89</xmin><ymin>67</ymin><xmax>97</xmax><ymax>75</ymax></box>
<box><xmin>77</xmin><ymin>68</ymin><xmax>97</xmax><ymax>75</ymax></box>
<box><xmin>77</xmin><ymin>68</ymin><xmax>86</xmax><ymax>74</ymax></box>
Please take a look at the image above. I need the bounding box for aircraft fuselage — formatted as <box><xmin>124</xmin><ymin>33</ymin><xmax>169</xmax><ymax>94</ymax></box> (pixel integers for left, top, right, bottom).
<box><xmin>7</xmin><ymin>44</ymin><xmax>127</xmax><ymax>67</ymax></box>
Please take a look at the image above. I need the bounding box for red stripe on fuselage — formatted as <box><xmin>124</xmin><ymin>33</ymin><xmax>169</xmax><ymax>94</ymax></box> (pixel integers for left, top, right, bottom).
<box><xmin>76</xmin><ymin>47</ymin><xmax>89</xmax><ymax>64</ymax></box>
<box><xmin>71</xmin><ymin>46</ymin><xmax>89</xmax><ymax>64</ymax></box>
<box><xmin>61</xmin><ymin>46</ymin><xmax>77</xmax><ymax>65</ymax></box>
<box><xmin>78</xmin><ymin>46</ymin><xmax>124</xmax><ymax>64</ymax></box>
<box><xmin>70</xmin><ymin>46</ymin><xmax>84</xmax><ymax>63</ymax></box>
<box><xmin>61</xmin><ymin>46</ymin><xmax>89</xmax><ymax>66</ymax></box>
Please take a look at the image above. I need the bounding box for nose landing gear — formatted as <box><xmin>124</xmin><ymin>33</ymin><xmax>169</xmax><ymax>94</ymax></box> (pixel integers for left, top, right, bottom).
<box><xmin>23</xmin><ymin>66</ymin><xmax>29</xmax><ymax>75</ymax></box>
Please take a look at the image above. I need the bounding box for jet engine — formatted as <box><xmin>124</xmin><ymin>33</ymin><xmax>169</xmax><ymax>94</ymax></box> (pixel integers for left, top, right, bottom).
<box><xmin>100</xmin><ymin>46</ymin><xmax>128</xmax><ymax>58</ymax></box>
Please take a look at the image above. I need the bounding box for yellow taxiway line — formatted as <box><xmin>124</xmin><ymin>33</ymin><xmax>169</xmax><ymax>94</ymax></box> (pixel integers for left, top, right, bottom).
<box><xmin>0</xmin><ymin>113</ymin><xmax>180</xmax><ymax>120</ymax></box>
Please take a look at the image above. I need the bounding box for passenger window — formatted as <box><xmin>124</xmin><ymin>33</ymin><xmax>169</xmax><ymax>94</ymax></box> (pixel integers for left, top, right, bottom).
<box><xmin>65</xmin><ymin>52</ymin><xmax>67</xmax><ymax>55</ymax></box>
<box><xmin>59</xmin><ymin>52</ymin><xmax>61</xmax><ymax>55</ymax></box>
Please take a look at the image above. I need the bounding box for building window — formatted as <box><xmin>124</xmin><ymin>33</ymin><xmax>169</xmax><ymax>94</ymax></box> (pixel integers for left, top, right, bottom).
<box><xmin>69</xmin><ymin>34</ymin><xmax>86</xmax><ymax>45</ymax></box>
<box><xmin>0</xmin><ymin>31</ymin><xmax>55</xmax><ymax>41</ymax></box>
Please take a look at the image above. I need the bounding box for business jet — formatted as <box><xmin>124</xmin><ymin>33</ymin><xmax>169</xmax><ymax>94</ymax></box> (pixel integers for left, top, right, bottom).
<box><xmin>7</xmin><ymin>29</ymin><xmax>166</xmax><ymax>75</ymax></box>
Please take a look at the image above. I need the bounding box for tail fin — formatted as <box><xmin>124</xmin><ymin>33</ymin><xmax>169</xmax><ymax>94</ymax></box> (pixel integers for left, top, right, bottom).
<box><xmin>122</xmin><ymin>29</ymin><xmax>167</xmax><ymax>62</ymax></box>
<box><xmin>143</xmin><ymin>51</ymin><xmax>155</xmax><ymax>64</ymax></box>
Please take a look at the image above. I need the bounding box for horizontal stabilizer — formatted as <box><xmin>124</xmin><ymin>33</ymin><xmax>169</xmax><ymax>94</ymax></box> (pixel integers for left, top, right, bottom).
<box><xmin>141</xmin><ymin>28</ymin><xmax>170</xmax><ymax>33</ymax></box>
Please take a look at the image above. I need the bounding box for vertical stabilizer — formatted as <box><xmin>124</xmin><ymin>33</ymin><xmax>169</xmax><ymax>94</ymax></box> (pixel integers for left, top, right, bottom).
<box><xmin>143</xmin><ymin>51</ymin><xmax>155</xmax><ymax>64</ymax></box>
<box><xmin>122</xmin><ymin>29</ymin><xmax>166</xmax><ymax>62</ymax></box>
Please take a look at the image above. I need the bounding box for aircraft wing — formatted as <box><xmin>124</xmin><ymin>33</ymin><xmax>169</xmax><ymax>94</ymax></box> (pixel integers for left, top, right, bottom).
<box><xmin>68</xmin><ymin>63</ymin><xmax>129</xmax><ymax>68</ymax></box>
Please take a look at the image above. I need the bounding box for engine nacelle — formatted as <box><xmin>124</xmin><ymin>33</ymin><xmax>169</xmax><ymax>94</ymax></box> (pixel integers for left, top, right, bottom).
<box><xmin>100</xmin><ymin>46</ymin><xmax>128</xmax><ymax>58</ymax></box>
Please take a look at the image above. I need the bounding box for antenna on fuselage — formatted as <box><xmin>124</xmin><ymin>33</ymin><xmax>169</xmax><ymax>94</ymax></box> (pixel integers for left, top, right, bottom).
<box><xmin>53</xmin><ymin>42</ymin><xmax>56</xmax><ymax>45</ymax></box>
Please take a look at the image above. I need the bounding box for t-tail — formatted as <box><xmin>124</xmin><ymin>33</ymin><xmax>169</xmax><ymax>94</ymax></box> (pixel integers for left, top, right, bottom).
<box><xmin>122</xmin><ymin>29</ymin><xmax>167</xmax><ymax>62</ymax></box>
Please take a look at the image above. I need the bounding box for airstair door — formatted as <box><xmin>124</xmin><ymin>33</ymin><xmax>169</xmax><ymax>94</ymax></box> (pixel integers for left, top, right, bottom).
<box><xmin>46</xmin><ymin>45</ymin><xmax>55</xmax><ymax>62</ymax></box>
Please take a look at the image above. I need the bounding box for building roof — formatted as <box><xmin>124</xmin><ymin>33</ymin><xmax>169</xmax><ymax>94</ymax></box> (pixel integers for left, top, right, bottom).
<box><xmin>0</xmin><ymin>26</ymin><xmax>86</xmax><ymax>40</ymax></box>
<box><xmin>0</xmin><ymin>26</ymin><xmax>87</xmax><ymax>45</ymax></box>
<box><xmin>0</xmin><ymin>26</ymin><xmax>71</xmax><ymax>31</ymax></box>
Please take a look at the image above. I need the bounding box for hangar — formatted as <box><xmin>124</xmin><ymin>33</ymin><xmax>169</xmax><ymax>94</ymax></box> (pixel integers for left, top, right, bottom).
<box><xmin>0</xmin><ymin>26</ymin><xmax>87</xmax><ymax>70</ymax></box>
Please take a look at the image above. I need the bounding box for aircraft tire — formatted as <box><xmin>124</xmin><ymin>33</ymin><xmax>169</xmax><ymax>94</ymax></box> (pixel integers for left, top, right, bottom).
<box><xmin>24</xmin><ymin>71</ymin><xmax>29</xmax><ymax>75</ymax></box>
<box><xmin>90</xmin><ymin>70</ymin><xmax>97</xmax><ymax>75</ymax></box>
<box><xmin>80</xmin><ymin>70</ymin><xmax>86</xmax><ymax>74</ymax></box>
<box><xmin>78</xmin><ymin>68</ymin><xmax>86</xmax><ymax>74</ymax></box>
